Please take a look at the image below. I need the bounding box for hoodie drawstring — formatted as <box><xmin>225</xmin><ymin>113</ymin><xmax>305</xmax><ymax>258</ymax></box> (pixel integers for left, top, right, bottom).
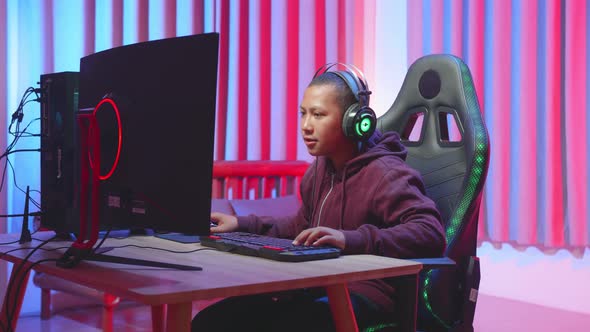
<box><xmin>340</xmin><ymin>166</ymin><xmax>348</xmax><ymax>230</ymax></box>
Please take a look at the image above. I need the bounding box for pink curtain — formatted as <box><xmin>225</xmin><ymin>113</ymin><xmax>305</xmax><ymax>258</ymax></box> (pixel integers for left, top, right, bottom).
<box><xmin>408</xmin><ymin>0</ymin><xmax>589</xmax><ymax>250</ymax></box>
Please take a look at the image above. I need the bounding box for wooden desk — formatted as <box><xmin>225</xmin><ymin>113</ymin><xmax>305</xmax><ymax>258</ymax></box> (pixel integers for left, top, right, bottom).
<box><xmin>0</xmin><ymin>232</ymin><xmax>422</xmax><ymax>332</ymax></box>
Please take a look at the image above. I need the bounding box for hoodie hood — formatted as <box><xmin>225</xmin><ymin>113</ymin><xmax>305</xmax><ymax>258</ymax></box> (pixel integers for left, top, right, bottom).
<box><xmin>353</xmin><ymin>130</ymin><xmax>407</xmax><ymax>167</ymax></box>
<box><xmin>321</xmin><ymin>130</ymin><xmax>407</xmax><ymax>179</ymax></box>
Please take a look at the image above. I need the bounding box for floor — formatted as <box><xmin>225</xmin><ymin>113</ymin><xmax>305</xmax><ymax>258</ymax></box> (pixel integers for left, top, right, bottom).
<box><xmin>13</xmin><ymin>291</ymin><xmax>590</xmax><ymax>331</ymax></box>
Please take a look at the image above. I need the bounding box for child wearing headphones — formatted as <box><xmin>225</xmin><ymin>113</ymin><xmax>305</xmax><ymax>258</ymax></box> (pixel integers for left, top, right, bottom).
<box><xmin>192</xmin><ymin>64</ymin><xmax>446</xmax><ymax>332</ymax></box>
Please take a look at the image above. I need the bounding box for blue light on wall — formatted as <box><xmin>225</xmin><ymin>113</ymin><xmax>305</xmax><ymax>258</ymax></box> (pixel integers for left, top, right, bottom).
<box><xmin>123</xmin><ymin>0</ymin><xmax>139</xmax><ymax>45</ymax></box>
<box><xmin>148</xmin><ymin>0</ymin><xmax>165</xmax><ymax>40</ymax></box>
<box><xmin>95</xmin><ymin>0</ymin><xmax>114</xmax><ymax>53</ymax></box>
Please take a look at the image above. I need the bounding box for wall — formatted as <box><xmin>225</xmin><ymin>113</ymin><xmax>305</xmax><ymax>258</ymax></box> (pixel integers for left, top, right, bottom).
<box><xmin>478</xmin><ymin>242</ymin><xmax>590</xmax><ymax>314</ymax></box>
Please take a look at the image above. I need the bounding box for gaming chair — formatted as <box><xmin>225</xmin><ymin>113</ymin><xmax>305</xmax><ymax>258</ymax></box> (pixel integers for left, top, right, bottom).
<box><xmin>373</xmin><ymin>54</ymin><xmax>490</xmax><ymax>332</ymax></box>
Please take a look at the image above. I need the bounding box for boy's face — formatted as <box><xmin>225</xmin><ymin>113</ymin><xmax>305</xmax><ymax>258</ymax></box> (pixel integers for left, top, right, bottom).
<box><xmin>300</xmin><ymin>84</ymin><xmax>353</xmax><ymax>159</ymax></box>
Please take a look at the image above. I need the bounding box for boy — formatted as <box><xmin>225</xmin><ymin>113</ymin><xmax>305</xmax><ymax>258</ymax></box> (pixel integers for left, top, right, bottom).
<box><xmin>192</xmin><ymin>64</ymin><xmax>445</xmax><ymax>332</ymax></box>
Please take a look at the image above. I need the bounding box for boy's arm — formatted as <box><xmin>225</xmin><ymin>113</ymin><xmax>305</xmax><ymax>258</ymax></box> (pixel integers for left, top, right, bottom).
<box><xmin>341</xmin><ymin>167</ymin><xmax>446</xmax><ymax>258</ymax></box>
<box><xmin>236</xmin><ymin>205</ymin><xmax>310</xmax><ymax>238</ymax></box>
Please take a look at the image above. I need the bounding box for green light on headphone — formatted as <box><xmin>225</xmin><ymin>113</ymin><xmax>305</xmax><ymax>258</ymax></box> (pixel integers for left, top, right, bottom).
<box><xmin>355</xmin><ymin>117</ymin><xmax>372</xmax><ymax>136</ymax></box>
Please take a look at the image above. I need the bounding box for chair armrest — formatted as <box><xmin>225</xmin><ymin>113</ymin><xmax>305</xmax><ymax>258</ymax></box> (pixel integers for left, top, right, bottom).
<box><xmin>411</xmin><ymin>257</ymin><xmax>456</xmax><ymax>269</ymax></box>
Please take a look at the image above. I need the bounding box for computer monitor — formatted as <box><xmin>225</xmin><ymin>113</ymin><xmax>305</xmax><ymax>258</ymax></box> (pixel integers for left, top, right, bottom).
<box><xmin>76</xmin><ymin>33</ymin><xmax>219</xmax><ymax>237</ymax></box>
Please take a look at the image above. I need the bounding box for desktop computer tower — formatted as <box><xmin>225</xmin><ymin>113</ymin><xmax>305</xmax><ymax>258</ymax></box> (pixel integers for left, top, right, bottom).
<box><xmin>40</xmin><ymin>72</ymin><xmax>80</xmax><ymax>236</ymax></box>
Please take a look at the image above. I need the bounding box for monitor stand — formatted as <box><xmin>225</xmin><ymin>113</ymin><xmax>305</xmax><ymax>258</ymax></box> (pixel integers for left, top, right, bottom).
<box><xmin>56</xmin><ymin>245</ymin><xmax>202</xmax><ymax>270</ymax></box>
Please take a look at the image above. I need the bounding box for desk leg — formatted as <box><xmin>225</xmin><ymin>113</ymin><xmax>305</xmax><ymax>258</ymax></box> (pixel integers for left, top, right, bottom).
<box><xmin>165</xmin><ymin>302</ymin><xmax>191</xmax><ymax>332</ymax></box>
<box><xmin>396</xmin><ymin>274</ymin><xmax>418</xmax><ymax>332</ymax></box>
<box><xmin>152</xmin><ymin>304</ymin><xmax>166</xmax><ymax>332</ymax></box>
<box><xmin>326</xmin><ymin>283</ymin><xmax>359</xmax><ymax>332</ymax></box>
<box><xmin>102</xmin><ymin>293</ymin><xmax>118</xmax><ymax>332</ymax></box>
<box><xmin>0</xmin><ymin>263</ymin><xmax>31</xmax><ymax>332</ymax></box>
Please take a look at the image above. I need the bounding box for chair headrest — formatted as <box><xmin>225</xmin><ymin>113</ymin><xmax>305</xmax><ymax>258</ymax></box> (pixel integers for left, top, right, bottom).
<box><xmin>378</xmin><ymin>54</ymin><xmax>487</xmax><ymax>163</ymax></box>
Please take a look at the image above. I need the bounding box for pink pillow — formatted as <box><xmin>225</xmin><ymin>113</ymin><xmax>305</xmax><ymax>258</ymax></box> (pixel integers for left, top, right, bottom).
<box><xmin>230</xmin><ymin>195</ymin><xmax>300</xmax><ymax>218</ymax></box>
<box><xmin>211</xmin><ymin>198</ymin><xmax>235</xmax><ymax>215</ymax></box>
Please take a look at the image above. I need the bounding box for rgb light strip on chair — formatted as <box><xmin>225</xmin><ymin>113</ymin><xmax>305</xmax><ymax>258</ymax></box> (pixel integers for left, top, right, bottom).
<box><xmin>422</xmin><ymin>57</ymin><xmax>490</xmax><ymax>329</ymax></box>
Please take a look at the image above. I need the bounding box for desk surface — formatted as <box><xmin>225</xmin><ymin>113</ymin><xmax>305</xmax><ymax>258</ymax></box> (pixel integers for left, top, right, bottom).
<box><xmin>0</xmin><ymin>232</ymin><xmax>422</xmax><ymax>331</ymax></box>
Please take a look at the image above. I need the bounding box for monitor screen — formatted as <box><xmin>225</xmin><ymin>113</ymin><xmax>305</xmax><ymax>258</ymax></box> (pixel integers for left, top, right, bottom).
<box><xmin>77</xmin><ymin>33</ymin><xmax>219</xmax><ymax>236</ymax></box>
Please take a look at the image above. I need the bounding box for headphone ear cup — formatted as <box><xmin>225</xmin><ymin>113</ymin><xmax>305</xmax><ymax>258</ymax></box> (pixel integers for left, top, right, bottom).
<box><xmin>342</xmin><ymin>104</ymin><xmax>376</xmax><ymax>141</ymax></box>
<box><xmin>342</xmin><ymin>103</ymin><xmax>360</xmax><ymax>139</ymax></box>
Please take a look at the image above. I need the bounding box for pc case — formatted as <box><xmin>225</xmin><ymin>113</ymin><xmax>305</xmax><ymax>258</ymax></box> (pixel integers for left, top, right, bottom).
<box><xmin>40</xmin><ymin>72</ymin><xmax>80</xmax><ymax>236</ymax></box>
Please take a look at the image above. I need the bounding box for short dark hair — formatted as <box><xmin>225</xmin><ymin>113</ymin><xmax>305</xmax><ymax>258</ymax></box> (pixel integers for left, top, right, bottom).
<box><xmin>308</xmin><ymin>72</ymin><xmax>357</xmax><ymax>113</ymax></box>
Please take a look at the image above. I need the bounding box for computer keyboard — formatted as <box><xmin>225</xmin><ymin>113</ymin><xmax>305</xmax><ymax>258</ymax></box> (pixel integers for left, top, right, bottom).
<box><xmin>200</xmin><ymin>232</ymin><xmax>341</xmax><ymax>262</ymax></box>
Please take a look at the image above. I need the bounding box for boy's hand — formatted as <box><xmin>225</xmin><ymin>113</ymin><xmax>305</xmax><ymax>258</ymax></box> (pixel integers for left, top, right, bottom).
<box><xmin>293</xmin><ymin>226</ymin><xmax>345</xmax><ymax>249</ymax></box>
<box><xmin>209</xmin><ymin>212</ymin><xmax>238</xmax><ymax>233</ymax></box>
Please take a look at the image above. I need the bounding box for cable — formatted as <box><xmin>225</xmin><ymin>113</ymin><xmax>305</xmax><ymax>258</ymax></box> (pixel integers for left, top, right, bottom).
<box><xmin>8</xmin><ymin>117</ymin><xmax>40</xmax><ymax>138</ymax></box>
<box><xmin>6</xmin><ymin>117</ymin><xmax>41</xmax><ymax>150</ymax></box>
<box><xmin>0</xmin><ymin>157</ymin><xmax>9</xmax><ymax>194</ymax></box>
<box><xmin>92</xmin><ymin>227</ymin><xmax>113</xmax><ymax>254</ymax></box>
<box><xmin>0</xmin><ymin>212</ymin><xmax>43</xmax><ymax>218</ymax></box>
<box><xmin>7</xmin><ymin>258</ymin><xmax>58</xmax><ymax>332</ymax></box>
<box><xmin>3</xmin><ymin>235</ymin><xmax>57</xmax><ymax>331</ymax></box>
<box><xmin>0</xmin><ymin>239</ymin><xmax>19</xmax><ymax>246</ymax></box>
<box><xmin>0</xmin><ymin>88</ymin><xmax>43</xmax><ymax>222</ymax></box>
<box><xmin>0</xmin><ymin>247</ymin><xmax>35</xmax><ymax>332</ymax></box>
<box><xmin>106</xmin><ymin>243</ymin><xmax>216</xmax><ymax>254</ymax></box>
<box><xmin>6</xmin><ymin>101</ymin><xmax>35</xmax><ymax>151</ymax></box>
<box><xmin>0</xmin><ymin>148</ymin><xmax>41</xmax><ymax>160</ymax></box>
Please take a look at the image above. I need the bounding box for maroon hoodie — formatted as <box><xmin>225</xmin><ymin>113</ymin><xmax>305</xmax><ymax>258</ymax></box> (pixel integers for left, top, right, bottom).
<box><xmin>237</xmin><ymin>131</ymin><xmax>446</xmax><ymax>312</ymax></box>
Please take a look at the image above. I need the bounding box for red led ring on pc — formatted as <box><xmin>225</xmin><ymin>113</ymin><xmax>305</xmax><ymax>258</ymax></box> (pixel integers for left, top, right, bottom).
<box><xmin>89</xmin><ymin>97</ymin><xmax>122</xmax><ymax>180</ymax></box>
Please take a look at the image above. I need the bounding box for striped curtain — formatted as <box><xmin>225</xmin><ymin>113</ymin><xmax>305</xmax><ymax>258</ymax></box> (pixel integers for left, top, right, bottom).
<box><xmin>408</xmin><ymin>0</ymin><xmax>589</xmax><ymax>249</ymax></box>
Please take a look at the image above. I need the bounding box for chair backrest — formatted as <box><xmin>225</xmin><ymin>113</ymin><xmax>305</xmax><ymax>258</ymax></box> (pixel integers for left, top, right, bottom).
<box><xmin>377</xmin><ymin>54</ymin><xmax>490</xmax><ymax>331</ymax></box>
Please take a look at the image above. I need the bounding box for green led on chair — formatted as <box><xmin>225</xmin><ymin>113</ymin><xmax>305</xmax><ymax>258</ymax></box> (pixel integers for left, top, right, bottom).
<box><xmin>365</xmin><ymin>54</ymin><xmax>490</xmax><ymax>332</ymax></box>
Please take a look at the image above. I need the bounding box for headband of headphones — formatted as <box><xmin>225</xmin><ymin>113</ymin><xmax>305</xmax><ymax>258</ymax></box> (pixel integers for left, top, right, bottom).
<box><xmin>313</xmin><ymin>62</ymin><xmax>372</xmax><ymax>107</ymax></box>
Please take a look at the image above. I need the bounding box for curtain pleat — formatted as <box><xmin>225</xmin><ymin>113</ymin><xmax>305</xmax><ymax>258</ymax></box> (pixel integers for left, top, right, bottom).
<box><xmin>468</xmin><ymin>0</ymin><xmax>487</xmax><ymax>241</ymax></box>
<box><xmin>84</xmin><ymin>0</ymin><xmax>96</xmax><ymax>56</ymax></box>
<box><xmin>564</xmin><ymin>0</ymin><xmax>588</xmax><ymax>247</ymax></box>
<box><xmin>407</xmin><ymin>1</ymin><xmax>423</xmax><ymax>66</ymax></box>
<box><xmin>258</xmin><ymin>0</ymin><xmax>271</xmax><ymax>160</ymax></box>
<box><xmin>192</xmin><ymin>0</ymin><xmax>204</xmax><ymax>34</ymax></box>
<box><xmin>237</xmin><ymin>0</ymin><xmax>249</xmax><ymax>160</ymax></box>
<box><xmin>215</xmin><ymin>0</ymin><xmax>230</xmax><ymax>160</ymax></box>
<box><xmin>112</xmin><ymin>0</ymin><xmax>123</xmax><ymax>47</ymax></box>
<box><xmin>516</xmin><ymin>0</ymin><xmax>538</xmax><ymax>244</ymax></box>
<box><xmin>285</xmin><ymin>0</ymin><xmax>299</xmax><ymax>160</ymax></box>
<box><xmin>164</xmin><ymin>0</ymin><xmax>176</xmax><ymax>38</ymax></box>
<box><xmin>543</xmin><ymin>0</ymin><xmax>565</xmax><ymax>247</ymax></box>
<box><xmin>314</xmin><ymin>0</ymin><xmax>326</xmax><ymax>73</ymax></box>
<box><xmin>0</xmin><ymin>0</ymin><xmax>8</xmax><ymax>234</ymax></box>
<box><xmin>41</xmin><ymin>0</ymin><xmax>55</xmax><ymax>73</ymax></box>
<box><xmin>137</xmin><ymin>0</ymin><xmax>149</xmax><ymax>42</ymax></box>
